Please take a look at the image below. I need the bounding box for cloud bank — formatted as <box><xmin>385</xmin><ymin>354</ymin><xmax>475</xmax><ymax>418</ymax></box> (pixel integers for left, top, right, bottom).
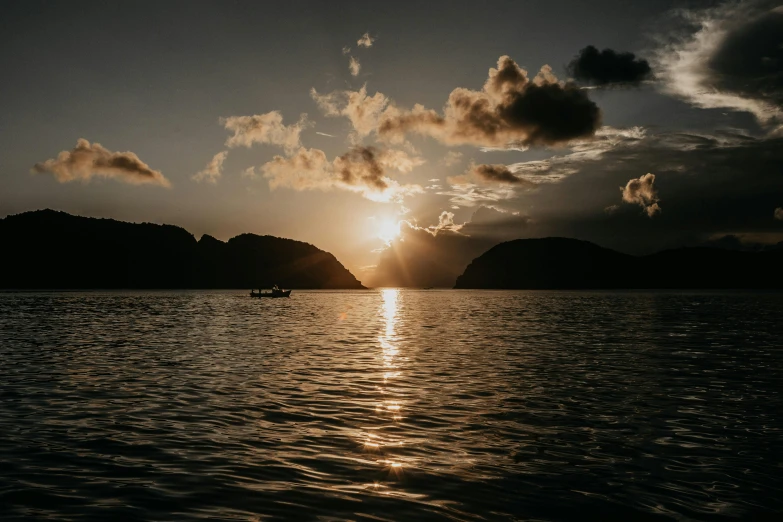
<box><xmin>377</xmin><ymin>56</ymin><xmax>601</xmax><ymax>148</ymax></box>
<box><xmin>32</xmin><ymin>139</ymin><xmax>170</xmax><ymax>187</ymax></box>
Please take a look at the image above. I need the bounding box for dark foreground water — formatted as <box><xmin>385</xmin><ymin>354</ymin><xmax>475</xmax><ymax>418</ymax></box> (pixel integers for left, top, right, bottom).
<box><xmin>1</xmin><ymin>290</ymin><xmax>782</xmax><ymax>521</ymax></box>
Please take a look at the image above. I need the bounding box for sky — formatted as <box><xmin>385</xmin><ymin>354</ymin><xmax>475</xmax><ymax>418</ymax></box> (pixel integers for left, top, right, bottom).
<box><xmin>1</xmin><ymin>0</ymin><xmax>782</xmax><ymax>286</ymax></box>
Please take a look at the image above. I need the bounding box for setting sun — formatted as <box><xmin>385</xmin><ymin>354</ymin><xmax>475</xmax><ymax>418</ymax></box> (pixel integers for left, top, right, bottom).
<box><xmin>377</xmin><ymin>219</ymin><xmax>401</xmax><ymax>244</ymax></box>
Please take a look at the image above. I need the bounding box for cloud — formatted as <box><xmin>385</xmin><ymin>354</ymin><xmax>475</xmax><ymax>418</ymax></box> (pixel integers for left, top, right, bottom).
<box><xmin>241</xmin><ymin>166</ymin><xmax>257</xmax><ymax>179</ymax></box>
<box><xmin>263</xmin><ymin>147</ymin><xmax>334</xmax><ymax>191</ymax></box>
<box><xmin>335</xmin><ymin>146</ymin><xmax>411</xmax><ymax>190</ymax></box>
<box><xmin>776</xmin><ymin>207</ymin><xmax>783</xmax><ymax>220</ymax></box>
<box><xmin>311</xmin><ymin>85</ymin><xmax>389</xmax><ymax>141</ymax></box>
<box><xmin>377</xmin><ymin>56</ymin><xmax>601</xmax><ymax>148</ymax></box>
<box><xmin>32</xmin><ymin>139</ymin><xmax>170</xmax><ymax>187</ymax></box>
<box><xmin>261</xmin><ymin>146</ymin><xmax>424</xmax><ymax>202</ymax></box>
<box><xmin>621</xmin><ymin>173</ymin><xmax>660</xmax><ymax>217</ymax></box>
<box><xmin>439</xmin><ymin>151</ymin><xmax>463</xmax><ymax>167</ymax></box>
<box><xmin>655</xmin><ymin>1</ymin><xmax>783</xmax><ymax>132</ymax></box>
<box><xmin>467</xmin><ymin>163</ymin><xmax>531</xmax><ymax>185</ymax></box>
<box><xmin>349</xmin><ymin>56</ymin><xmax>361</xmax><ymax>76</ymax></box>
<box><xmin>427</xmin><ymin>211</ymin><xmax>464</xmax><ymax>235</ymax></box>
<box><xmin>567</xmin><ymin>45</ymin><xmax>652</xmax><ymax>86</ymax></box>
<box><xmin>604</xmin><ymin>204</ymin><xmax>620</xmax><ymax>214</ymax></box>
<box><xmin>192</xmin><ymin>151</ymin><xmax>228</xmax><ymax>184</ymax></box>
<box><xmin>342</xmin><ymin>46</ymin><xmax>351</xmax><ymax>55</ymax></box>
<box><xmin>357</xmin><ymin>32</ymin><xmax>374</xmax><ymax>48</ymax></box>
<box><xmin>221</xmin><ymin>111</ymin><xmax>310</xmax><ymax>153</ymax></box>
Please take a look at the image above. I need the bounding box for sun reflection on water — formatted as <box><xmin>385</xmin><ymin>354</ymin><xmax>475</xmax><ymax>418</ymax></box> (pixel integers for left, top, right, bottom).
<box><xmin>358</xmin><ymin>288</ymin><xmax>413</xmax><ymax>486</ymax></box>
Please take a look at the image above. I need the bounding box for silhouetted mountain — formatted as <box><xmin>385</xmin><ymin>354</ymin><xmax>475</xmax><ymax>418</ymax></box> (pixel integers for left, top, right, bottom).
<box><xmin>0</xmin><ymin>210</ymin><xmax>364</xmax><ymax>289</ymax></box>
<box><xmin>455</xmin><ymin>237</ymin><xmax>783</xmax><ymax>289</ymax></box>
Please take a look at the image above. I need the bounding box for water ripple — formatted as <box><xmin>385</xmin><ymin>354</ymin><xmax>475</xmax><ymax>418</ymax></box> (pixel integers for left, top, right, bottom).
<box><xmin>1</xmin><ymin>290</ymin><xmax>782</xmax><ymax>520</ymax></box>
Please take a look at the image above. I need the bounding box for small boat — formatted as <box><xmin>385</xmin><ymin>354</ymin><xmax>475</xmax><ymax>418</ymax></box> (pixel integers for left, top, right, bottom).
<box><xmin>250</xmin><ymin>286</ymin><xmax>291</xmax><ymax>298</ymax></box>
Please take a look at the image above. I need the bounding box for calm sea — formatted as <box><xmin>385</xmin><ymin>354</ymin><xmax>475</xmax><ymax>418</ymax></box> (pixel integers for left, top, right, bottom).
<box><xmin>1</xmin><ymin>290</ymin><xmax>782</xmax><ymax>521</ymax></box>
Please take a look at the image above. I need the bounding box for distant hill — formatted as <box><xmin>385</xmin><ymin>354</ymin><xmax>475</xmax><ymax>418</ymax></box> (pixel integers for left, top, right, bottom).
<box><xmin>0</xmin><ymin>210</ymin><xmax>364</xmax><ymax>289</ymax></box>
<box><xmin>454</xmin><ymin>237</ymin><xmax>783</xmax><ymax>289</ymax></box>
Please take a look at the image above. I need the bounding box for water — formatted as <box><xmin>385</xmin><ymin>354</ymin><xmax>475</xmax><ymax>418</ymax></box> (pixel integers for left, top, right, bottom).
<box><xmin>1</xmin><ymin>290</ymin><xmax>782</xmax><ymax>521</ymax></box>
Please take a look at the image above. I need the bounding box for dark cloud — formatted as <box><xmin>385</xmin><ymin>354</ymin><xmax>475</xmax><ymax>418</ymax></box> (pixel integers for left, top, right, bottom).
<box><xmin>335</xmin><ymin>146</ymin><xmax>388</xmax><ymax>190</ymax></box>
<box><xmin>657</xmin><ymin>2</ymin><xmax>783</xmax><ymax>132</ymax></box>
<box><xmin>567</xmin><ymin>45</ymin><xmax>652</xmax><ymax>86</ymax></box>
<box><xmin>621</xmin><ymin>173</ymin><xmax>660</xmax><ymax>217</ymax></box>
<box><xmin>708</xmin><ymin>6</ymin><xmax>783</xmax><ymax>107</ymax></box>
<box><xmin>32</xmin><ymin>139</ymin><xmax>170</xmax><ymax>187</ymax></box>
<box><xmin>775</xmin><ymin>207</ymin><xmax>783</xmax><ymax>220</ymax></box>
<box><xmin>471</xmin><ymin>163</ymin><xmax>528</xmax><ymax>184</ymax></box>
<box><xmin>378</xmin><ymin>56</ymin><xmax>601</xmax><ymax>147</ymax></box>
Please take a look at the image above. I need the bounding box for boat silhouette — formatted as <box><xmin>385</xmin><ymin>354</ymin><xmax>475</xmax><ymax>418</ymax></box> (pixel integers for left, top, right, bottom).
<box><xmin>250</xmin><ymin>285</ymin><xmax>291</xmax><ymax>298</ymax></box>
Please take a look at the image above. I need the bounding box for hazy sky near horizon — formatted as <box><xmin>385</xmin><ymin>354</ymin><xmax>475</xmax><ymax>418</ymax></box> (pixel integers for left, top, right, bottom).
<box><xmin>1</xmin><ymin>0</ymin><xmax>782</xmax><ymax>283</ymax></box>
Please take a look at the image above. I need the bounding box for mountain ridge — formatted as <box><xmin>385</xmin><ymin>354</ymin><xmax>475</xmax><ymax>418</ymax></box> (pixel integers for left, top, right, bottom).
<box><xmin>0</xmin><ymin>209</ymin><xmax>365</xmax><ymax>289</ymax></box>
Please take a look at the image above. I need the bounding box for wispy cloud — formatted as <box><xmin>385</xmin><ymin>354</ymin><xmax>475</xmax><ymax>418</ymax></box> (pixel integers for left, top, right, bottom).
<box><xmin>349</xmin><ymin>56</ymin><xmax>361</xmax><ymax>76</ymax></box>
<box><xmin>32</xmin><ymin>139</ymin><xmax>170</xmax><ymax>187</ymax></box>
<box><xmin>437</xmin><ymin>182</ymin><xmax>517</xmax><ymax>207</ymax></box>
<box><xmin>439</xmin><ymin>151</ymin><xmax>463</xmax><ymax>167</ymax></box>
<box><xmin>507</xmin><ymin>126</ymin><xmax>646</xmax><ymax>183</ymax></box>
<box><xmin>193</xmin><ymin>151</ymin><xmax>228</xmax><ymax>184</ymax></box>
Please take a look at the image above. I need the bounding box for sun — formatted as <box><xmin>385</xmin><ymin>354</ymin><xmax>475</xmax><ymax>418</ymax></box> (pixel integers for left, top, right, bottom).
<box><xmin>377</xmin><ymin>219</ymin><xmax>401</xmax><ymax>245</ymax></box>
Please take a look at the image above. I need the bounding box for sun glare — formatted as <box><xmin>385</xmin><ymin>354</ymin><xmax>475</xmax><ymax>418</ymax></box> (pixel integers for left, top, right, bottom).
<box><xmin>377</xmin><ymin>219</ymin><xmax>400</xmax><ymax>245</ymax></box>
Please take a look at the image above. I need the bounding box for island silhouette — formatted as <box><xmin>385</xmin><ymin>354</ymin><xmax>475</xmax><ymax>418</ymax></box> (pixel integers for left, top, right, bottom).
<box><xmin>455</xmin><ymin>237</ymin><xmax>783</xmax><ymax>289</ymax></box>
<box><xmin>0</xmin><ymin>210</ymin><xmax>365</xmax><ymax>289</ymax></box>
